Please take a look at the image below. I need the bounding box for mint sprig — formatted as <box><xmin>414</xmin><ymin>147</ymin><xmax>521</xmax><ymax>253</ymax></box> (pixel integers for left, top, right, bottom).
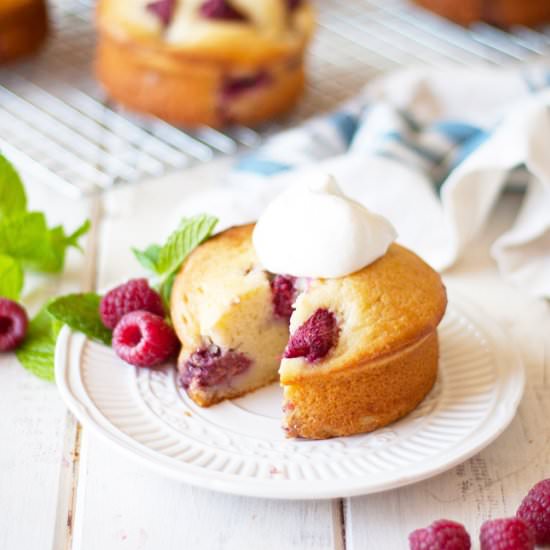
<box><xmin>0</xmin><ymin>254</ymin><xmax>23</xmax><ymax>300</ymax></box>
<box><xmin>15</xmin><ymin>293</ymin><xmax>109</xmax><ymax>383</ymax></box>
<box><xmin>47</xmin><ymin>293</ymin><xmax>112</xmax><ymax>346</ymax></box>
<box><xmin>132</xmin><ymin>244</ymin><xmax>161</xmax><ymax>274</ymax></box>
<box><xmin>15</xmin><ymin>306</ymin><xmax>62</xmax><ymax>382</ymax></box>
<box><xmin>36</xmin><ymin>220</ymin><xmax>91</xmax><ymax>273</ymax></box>
<box><xmin>0</xmin><ymin>153</ymin><xmax>90</xmax><ymax>300</ymax></box>
<box><xmin>0</xmin><ymin>154</ymin><xmax>27</xmax><ymax>220</ymax></box>
<box><xmin>132</xmin><ymin>214</ymin><xmax>218</xmax><ymax>305</ymax></box>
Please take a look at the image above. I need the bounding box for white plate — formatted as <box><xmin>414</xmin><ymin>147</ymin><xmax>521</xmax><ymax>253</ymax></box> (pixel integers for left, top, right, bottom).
<box><xmin>55</xmin><ymin>294</ymin><xmax>524</xmax><ymax>500</ymax></box>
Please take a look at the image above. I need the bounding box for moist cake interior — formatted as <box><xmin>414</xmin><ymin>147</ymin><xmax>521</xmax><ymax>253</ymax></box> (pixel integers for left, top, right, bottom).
<box><xmin>178</xmin><ymin>268</ymin><xmax>325</xmax><ymax>407</ymax></box>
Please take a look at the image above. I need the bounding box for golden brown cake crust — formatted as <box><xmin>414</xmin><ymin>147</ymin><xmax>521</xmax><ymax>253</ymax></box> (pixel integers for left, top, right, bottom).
<box><xmin>414</xmin><ymin>0</ymin><xmax>550</xmax><ymax>27</ymax></box>
<box><xmin>283</xmin><ymin>332</ymin><xmax>439</xmax><ymax>439</ymax></box>
<box><xmin>0</xmin><ymin>0</ymin><xmax>48</xmax><ymax>63</ymax></box>
<box><xmin>280</xmin><ymin>237</ymin><xmax>447</xmax><ymax>382</ymax></box>
<box><xmin>95</xmin><ymin>34</ymin><xmax>306</xmax><ymax>127</ymax></box>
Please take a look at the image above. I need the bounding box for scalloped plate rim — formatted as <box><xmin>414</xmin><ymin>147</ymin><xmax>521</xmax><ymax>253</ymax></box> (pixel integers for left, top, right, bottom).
<box><xmin>55</xmin><ymin>292</ymin><xmax>525</xmax><ymax>500</ymax></box>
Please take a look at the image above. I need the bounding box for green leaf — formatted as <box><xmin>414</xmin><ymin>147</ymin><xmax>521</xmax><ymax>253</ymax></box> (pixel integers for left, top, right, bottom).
<box><xmin>34</xmin><ymin>219</ymin><xmax>91</xmax><ymax>273</ymax></box>
<box><xmin>47</xmin><ymin>293</ymin><xmax>111</xmax><ymax>345</ymax></box>
<box><xmin>132</xmin><ymin>244</ymin><xmax>162</xmax><ymax>273</ymax></box>
<box><xmin>0</xmin><ymin>213</ymin><xmax>91</xmax><ymax>273</ymax></box>
<box><xmin>156</xmin><ymin>214</ymin><xmax>218</xmax><ymax>276</ymax></box>
<box><xmin>38</xmin><ymin>226</ymin><xmax>68</xmax><ymax>273</ymax></box>
<box><xmin>0</xmin><ymin>153</ymin><xmax>27</xmax><ymax>220</ymax></box>
<box><xmin>158</xmin><ymin>272</ymin><xmax>176</xmax><ymax>311</ymax></box>
<box><xmin>15</xmin><ymin>307</ymin><xmax>59</xmax><ymax>382</ymax></box>
<box><xmin>65</xmin><ymin>219</ymin><xmax>91</xmax><ymax>251</ymax></box>
<box><xmin>0</xmin><ymin>211</ymin><xmax>50</xmax><ymax>263</ymax></box>
<box><xmin>0</xmin><ymin>254</ymin><xmax>23</xmax><ymax>300</ymax></box>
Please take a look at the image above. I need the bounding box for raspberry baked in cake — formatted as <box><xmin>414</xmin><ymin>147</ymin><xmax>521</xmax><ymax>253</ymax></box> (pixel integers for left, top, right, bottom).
<box><xmin>171</xmin><ymin>178</ymin><xmax>447</xmax><ymax>439</ymax></box>
<box><xmin>95</xmin><ymin>0</ymin><xmax>315</xmax><ymax>127</ymax></box>
<box><xmin>0</xmin><ymin>0</ymin><xmax>48</xmax><ymax>63</ymax></box>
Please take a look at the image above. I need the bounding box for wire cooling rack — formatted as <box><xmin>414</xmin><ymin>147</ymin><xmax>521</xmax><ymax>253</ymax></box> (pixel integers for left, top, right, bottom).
<box><xmin>1</xmin><ymin>0</ymin><xmax>550</xmax><ymax>196</ymax></box>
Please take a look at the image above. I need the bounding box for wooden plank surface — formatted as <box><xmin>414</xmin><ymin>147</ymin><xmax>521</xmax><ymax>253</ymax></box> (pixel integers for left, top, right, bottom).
<box><xmin>0</xmin><ymin>179</ymin><xmax>96</xmax><ymax>550</ymax></box>
<box><xmin>345</xmin><ymin>195</ymin><xmax>550</xmax><ymax>549</ymax></box>
<box><xmin>69</xmin><ymin>168</ymin><xmax>342</xmax><ymax>550</ymax></box>
<box><xmin>72</xmin><ymin>434</ymin><xmax>341</xmax><ymax>550</ymax></box>
<box><xmin>2</xmin><ymin>175</ymin><xmax>549</xmax><ymax>550</ymax></box>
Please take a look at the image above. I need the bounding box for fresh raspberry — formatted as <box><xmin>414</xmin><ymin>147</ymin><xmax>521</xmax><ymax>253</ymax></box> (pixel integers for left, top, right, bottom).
<box><xmin>409</xmin><ymin>519</ymin><xmax>471</xmax><ymax>550</ymax></box>
<box><xmin>517</xmin><ymin>479</ymin><xmax>550</xmax><ymax>544</ymax></box>
<box><xmin>221</xmin><ymin>72</ymin><xmax>271</xmax><ymax>101</ymax></box>
<box><xmin>480</xmin><ymin>518</ymin><xmax>534</xmax><ymax>550</ymax></box>
<box><xmin>146</xmin><ymin>0</ymin><xmax>176</xmax><ymax>26</ymax></box>
<box><xmin>271</xmin><ymin>275</ymin><xmax>297</xmax><ymax>320</ymax></box>
<box><xmin>284</xmin><ymin>308</ymin><xmax>338</xmax><ymax>362</ymax></box>
<box><xmin>0</xmin><ymin>298</ymin><xmax>28</xmax><ymax>352</ymax></box>
<box><xmin>100</xmin><ymin>278</ymin><xmax>164</xmax><ymax>330</ymax></box>
<box><xmin>200</xmin><ymin>0</ymin><xmax>247</xmax><ymax>21</ymax></box>
<box><xmin>112</xmin><ymin>311</ymin><xmax>179</xmax><ymax>368</ymax></box>
<box><xmin>180</xmin><ymin>344</ymin><xmax>251</xmax><ymax>389</ymax></box>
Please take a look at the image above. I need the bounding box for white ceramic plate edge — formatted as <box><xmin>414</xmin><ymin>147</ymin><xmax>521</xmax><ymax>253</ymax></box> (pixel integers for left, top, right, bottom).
<box><xmin>55</xmin><ymin>294</ymin><xmax>525</xmax><ymax>500</ymax></box>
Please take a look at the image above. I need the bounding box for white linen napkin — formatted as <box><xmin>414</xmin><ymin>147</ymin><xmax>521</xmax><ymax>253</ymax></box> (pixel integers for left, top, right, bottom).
<box><xmin>225</xmin><ymin>65</ymin><xmax>550</xmax><ymax>298</ymax></box>
<box><xmin>108</xmin><ymin>64</ymin><xmax>550</xmax><ymax>298</ymax></box>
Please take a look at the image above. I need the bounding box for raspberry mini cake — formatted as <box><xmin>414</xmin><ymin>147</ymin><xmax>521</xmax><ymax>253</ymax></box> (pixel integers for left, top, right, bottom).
<box><xmin>96</xmin><ymin>0</ymin><xmax>315</xmax><ymax>127</ymax></box>
<box><xmin>0</xmin><ymin>0</ymin><xmax>48</xmax><ymax>63</ymax></box>
<box><xmin>414</xmin><ymin>0</ymin><xmax>550</xmax><ymax>26</ymax></box>
<box><xmin>171</xmin><ymin>178</ymin><xmax>447</xmax><ymax>439</ymax></box>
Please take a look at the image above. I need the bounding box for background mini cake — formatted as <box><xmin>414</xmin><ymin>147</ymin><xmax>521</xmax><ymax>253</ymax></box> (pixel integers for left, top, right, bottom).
<box><xmin>95</xmin><ymin>0</ymin><xmax>315</xmax><ymax>127</ymax></box>
<box><xmin>0</xmin><ymin>0</ymin><xmax>49</xmax><ymax>63</ymax></box>
<box><xmin>414</xmin><ymin>0</ymin><xmax>550</xmax><ymax>26</ymax></box>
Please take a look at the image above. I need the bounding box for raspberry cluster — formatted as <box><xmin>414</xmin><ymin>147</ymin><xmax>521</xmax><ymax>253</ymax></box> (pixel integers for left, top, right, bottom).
<box><xmin>409</xmin><ymin>478</ymin><xmax>550</xmax><ymax>549</ymax></box>
<box><xmin>101</xmin><ymin>279</ymin><xmax>178</xmax><ymax>368</ymax></box>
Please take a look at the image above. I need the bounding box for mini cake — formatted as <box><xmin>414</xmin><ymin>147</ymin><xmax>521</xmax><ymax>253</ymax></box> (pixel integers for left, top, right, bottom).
<box><xmin>0</xmin><ymin>0</ymin><xmax>48</xmax><ymax>63</ymax></box>
<box><xmin>95</xmin><ymin>0</ymin><xmax>315</xmax><ymax>127</ymax></box>
<box><xmin>414</xmin><ymin>0</ymin><xmax>550</xmax><ymax>27</ymax></box>
<box><xmin>171</xmin><ymin>224</ymin><xmax>447</xmax><ymax>439</ymax></box>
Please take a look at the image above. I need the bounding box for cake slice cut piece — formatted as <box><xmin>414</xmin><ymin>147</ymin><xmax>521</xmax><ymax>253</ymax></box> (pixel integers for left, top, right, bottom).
<box><xmin>171</xmin><ymin>225</ymin><xmax>290</xmax><ymax>406</ymax></box>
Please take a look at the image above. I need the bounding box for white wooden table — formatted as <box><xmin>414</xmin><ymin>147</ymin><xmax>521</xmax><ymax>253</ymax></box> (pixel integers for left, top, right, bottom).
<box><xmin>1</xmin><ymin>173</ymin><xmax>549</xmax><ymax>550</ymax></box>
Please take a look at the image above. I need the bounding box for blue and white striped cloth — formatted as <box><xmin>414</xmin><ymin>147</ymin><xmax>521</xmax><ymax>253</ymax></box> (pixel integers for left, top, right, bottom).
<box><xmin>227</xmin><ymin>64</ymin><xmax>550</xmax><ymax>298</ymax></box>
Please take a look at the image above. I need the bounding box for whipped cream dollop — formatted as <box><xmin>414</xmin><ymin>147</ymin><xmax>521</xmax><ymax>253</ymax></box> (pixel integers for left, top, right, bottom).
<box><xmin>252</xmin><ymin>175</ymin><xmax>397</xmax><ymax>279</ymax></box>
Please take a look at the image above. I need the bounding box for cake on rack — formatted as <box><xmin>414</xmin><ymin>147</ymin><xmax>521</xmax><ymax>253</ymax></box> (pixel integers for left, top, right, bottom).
<box><xmin>414</xmin><ymin>0</ymin><xmax>550</xmax><ymax>27</ymax></box>
<box><xmin>95</xmin><ymin>0</ymin><xmax>315</xmax><ymax>127</ymax></box>
<box><xmin>0</xmin><ymin>0</ymin><xmax>48</xmax><ymax>63</ymax></box>
<box><xmin>171</xmin><ymin>177</ymin><xmax>447</xmax><ymax>440</ymax></box>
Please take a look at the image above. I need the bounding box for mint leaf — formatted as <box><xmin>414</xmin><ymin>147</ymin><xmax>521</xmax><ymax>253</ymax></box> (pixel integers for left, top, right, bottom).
<box><xmin>0</xmin><ymin>254</ymin><xmax>23</xmax><ymax>300</ymax></box>
<box><xmin>65</xmin><ymin>219</ymin><xmax>91</xmax><ymax>250</ymax></box>
<box><xmin>38</xmin><ymin>226</ymin><xmax>68</xmax><ymax>273</ymax></box>
<box><xmin>47</xmin><ymin>293</ymin><xmax>111</xmax><ymax>345</ymax></box>
<box><xmin>0</xmin><ymin>153</ymin><xmax>27</xmax><ymax>220</ymax></box>
<box><xmin>133</xmin><ymin>214</ymin><xmax>218</xmax><ymax>311</ymax></box>
<box><xmin>158</xmin><ymin>272</ymin><xmax>176</xmax><ymax>311</ymax></box>
<box><xmin>156</xmin><ymin>214</ymin><xmax>218</xmax><ymax>276</ymax></box>
<box><xmin>35</xmin><ymin>219</ymin><xmax>91</xmax><ymax>273</ymax></box>
<box><xmin>132</xmin><ymin>244</ymin><xmax>162</xmax><ymax>273</ymax></box>
<box><xmin>0</xmin><ymin>213</ymin><xmax>90</xmax><ymax>273</ymax></box>
<box><xmin>15</xmin><ymin>307</ymin><xmax>60</xmax><ymax>382</ymax></box>
<box><xmin>0</xmin><ymin>211</ymin><xmax>49</xmax><ymax>263</ymax></box>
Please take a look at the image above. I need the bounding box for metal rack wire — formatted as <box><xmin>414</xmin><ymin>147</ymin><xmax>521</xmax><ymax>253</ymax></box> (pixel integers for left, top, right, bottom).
<box><xmin>1</xmin><ymin>0</ymin><xmax>549</xmax><ymax>196</ymax></box>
